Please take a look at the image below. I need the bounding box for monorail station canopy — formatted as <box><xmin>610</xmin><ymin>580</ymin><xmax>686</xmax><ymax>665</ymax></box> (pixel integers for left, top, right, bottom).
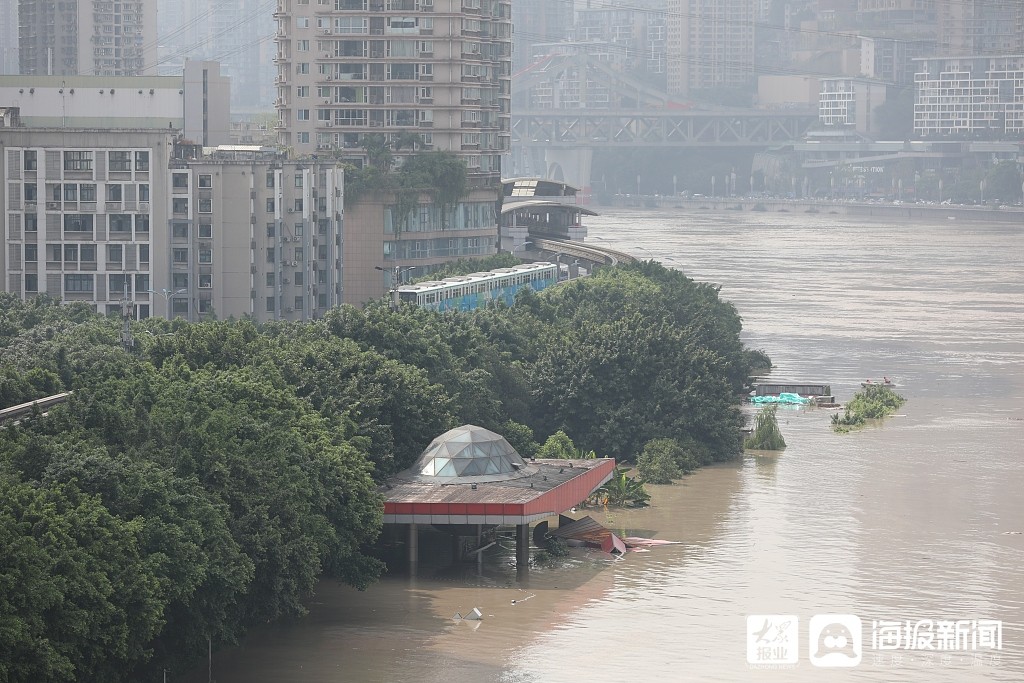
<box><xmin>383</xmin><ymin>425</ymin><xmax>615</xmax><ymax>574</ymax></box>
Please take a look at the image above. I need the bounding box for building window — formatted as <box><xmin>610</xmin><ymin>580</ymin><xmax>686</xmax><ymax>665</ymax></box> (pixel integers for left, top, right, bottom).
<box><xmin>294</xmin><ymin>198</ymin><xmax>303</xmax><ymax>212</ymax></box>
<box><xmin>297</xmin><ymin>40</ymin><xmax>309</xmax><ymax>51</ymax></box>
<box><xmin>135</xmin><ymin>274</ymin><xmax>150</xmax><ymax>294</ymax></box>
<box><xmin>24</xmin><ymin>183</ymin><xmax>37</xmax><ymax>201</ymax></box>
<box><xmin>297</xmin><ymin>63</ymin><xmax>310</xmax><ymax>75</ymax></box>
<box><xmin>294</xmin><ymin>296</ymin><xmax>304</xmax><ymax>311</ymax></box>
<box><xmin>198</xmin><ymin>249</ymin><xmax>213</xmax><ymax>264</ymax></box>
<box><xmin>106</xmin><ymin>184</ymin><xmax>122</xmax><ymax>201</ymax></box>
<box><xmin>198</xmin><ymin>298</ymin><xmax>212</xmax><ymax>314</ymax></box>
<box><xmin>198</xmin><ymin>198</ymin><xmax>213</xmax><ymax>213</ymax></box>
<box><xmin>139</xmin><ymin>244</ymin><xmax>149</xmax><ymax>264</ymax></box>
<box><xmin>266</xmin><ymin>272</ymin><xmax>275</xmax><ymax>287</ymax></box>
<box><xmin>297</xmin><ymin>17</ymin><xmax>309</xmax><ymax>28</ymax></box>
<box><xmin>80</xmin><ymin>184</ymin><xmax>96</xmax><ymax>201</ymax></box>
<box><xmin>171</xmin><ymin>299</ymin><xmax>189</xmax><ymax>314</ymax></box>
<box><xmin>109</xmin><ymin>274</ymin><xmax>131</xmax><ymax>294</ymax></box>
<box><xmin>294</xmin><ymin>247</ymin><xmax>304</xmax><ymax>261</ymax></box>
<box><xmin>64</xmin><ymin>244</ymin><xmax>78</xmax><ymax>263</ymax></box>
<box><xmin>297</xmin><ymin>132</ymin><xmax>310</xmax><ymax>144</ymax></box>
<box><xmin>135</xmin><ymin>151</ymin><xmax>149</xmax><ymax>171</ymax></box>
<box><xmin>172</xmin><ymin>222</ymin><xmax>189</xmax><ymax>239</ymax></box>
<box><xmin>25</xmin><ymin>214</ymin><xmax>38</xmax><ymax>232</ymax></box>
<box><xmin>266</xmin><ymin>296</ymin><xmax>275</xmax><ymax>312</ymax></box>
<box><xmin>267</xmin><ymin>222</ymin><xmax>276</xmax><ymax>237</ymax></box>
<box><xmin>63</xmin><ymin>184</ymin><xmax>78</xmax><ymax>201</ymax></box>
<box><xmin>199</xmin><ymin>273</ymin><xmax>212</xmax><ymax>288</ymax></box>
<box><xmin>297</xmin><ymin>86</ymin><xmax>309</xmax><ymax>97</ymax></box>
<box><xmin>139</xmin><ymin>184</ymin><xmax>150</xmax><ymax>201</ymax></box>
<box><xmin>173</xmin><ymin>248</ymin><xmax>189</xmax><ymax>264</ymax></box>
<box><xmin>135</xmin><ymin>215</ymin><xmax>150</xmax><ymax>233</ymax></box>
<box><xmin>80</xmin><ymin>244</ymin><xmax>96</xmax><ymax>263</ymax></box>
<box><xmin>63</xmin><ymin>215</ymin><xmax>94</xmax><ymax>234</ymax></box>
<box><xmin>63</xmin><ymin>151</ymin><xmax>93</xmax><ymax>172</ymax></box>
<box><xmin>295</xmin><ymin>222</ymin><xmax>304</xmax><ymax>236</ymax></box>
<box><xmin>172</xmin><ymin>173</ymin><xmax>189</xmax><ymax>188</ymax></box>
<box><xmin>199</xmin><ymin>223</ymin><xmax>213</xmax><ymax>238</ymax></box>
<box><xmin>297</xmin><ymin>109</ymin><xmax>310</xmax><ymax>121</ymax></box>
<box><xmin>172</xmin><ymin>273</ymin><xmax>188</xmax><ymax>289</ymax></box>
<box><xmin>24</xmin><ymin>244</ymin><xmax>38</xmax><ymax>262</ymax></box>
<box><xmin>25</xmin><ymin>274</ymin><xmax>38</xmax><ymax>292</ymax></box>
<box><xmin>64</xmin><ymin>274</ymin><xmax>94</xmax><ymax>292</ymax></box>
<box><xmin>107</xmin><ymin>244</ymin><xmax>123</xmax><ymax>264</ymax></box>
<box><xmin>267</xmin><ymin>247</ymin><xmax>276</xmax><ymax>262</ymax></box>
<box><xmin>266</xmin><ymin>171</ymin><xmax>275</xmax><ymax>188</ymax></box>
<box><xmin>23</xmin><ymin>151</ymin><xmax>37</xmax><ymax>170</ymax></box>
<box><xmin>109</xmin><ymin>151</ymin><xmax>131</xmax><ymax>171</ymax></box>
<box><xmin>172</xmin><ymin>198</ymin><xmax>189</xmax><ymax>214</ymax></box>
<box><xmin>109</xmin><ymin>214</ymin><xmax>132</xmax><ymax>233</ymax></box>
<box><xmin>266</xmin><ymin>198</ymin><xmax>275</xmax><ymax>212</ymax></box>
<box><xmin>294</xmin><ymin>272</ymin><xmax>304</xmax><ymax>286</ymax></box>
<box><xmin>198</xmin><ymin>174</ymin><xmax>213</xmax><ymax>188</ymax></box>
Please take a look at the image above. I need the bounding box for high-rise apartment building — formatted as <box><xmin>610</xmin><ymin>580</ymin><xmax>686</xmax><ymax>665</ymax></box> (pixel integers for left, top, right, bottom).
<box><xmin>1</xmin><ymin>0</ymin><xmax>18</xmax><ymax>74</ymax></box>
<box><xmin>273</xmin><ymin>0</ymin><xmax>511</xmax><ymax>304</ymax></box>
<box><xmin>937</xmin><ymin>0</ymin><xmax>1024</xmax><ymax>57</ymax></box>
<box><xmin>273</xmin><ymin>0</ymin><xmax>510</xmax><ymax>172</ymax></box>
<box><xmin>511</xmin><ymin>0</ymin><xmax>575</xmax><ymax>73</ymax></box>
<box><xmin>156</xmin><ymin>0</ymin><xmax>276</xmax><ymax>111</ymax></box>
<box><xmin>18</xmin><ymin>0</ymin><xmax>157</xmax><ymax>76</ymax></box>
<box><xmin>1</xmin><ymin>127</ymin><xmax>344</xmax><ymax>321</ymax></box>
<box><xmin>666</xmin><ymin>0</ymin><xmax>756</xmax><ymax>98</ymax></box>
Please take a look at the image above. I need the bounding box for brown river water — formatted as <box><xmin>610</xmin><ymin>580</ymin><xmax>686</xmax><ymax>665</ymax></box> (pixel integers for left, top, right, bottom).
<box><xmin>187</xmin><ymin>209</ymin><xmax>1023</xmax><ymax>682</ymax></box>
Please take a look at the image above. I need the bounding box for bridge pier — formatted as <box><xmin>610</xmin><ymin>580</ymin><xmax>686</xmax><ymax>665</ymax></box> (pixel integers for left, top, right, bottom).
<box><xmin>545</xmin><ymin>148</ymin><xmax>593</xmax><ymax>202</ymax></box>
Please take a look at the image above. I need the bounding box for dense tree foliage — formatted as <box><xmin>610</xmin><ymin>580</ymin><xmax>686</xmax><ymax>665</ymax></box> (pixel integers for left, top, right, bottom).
<box><xmin>0</xmin><ymin>259</ymin><xmax>764</xmax><ymax>681</ymax></box>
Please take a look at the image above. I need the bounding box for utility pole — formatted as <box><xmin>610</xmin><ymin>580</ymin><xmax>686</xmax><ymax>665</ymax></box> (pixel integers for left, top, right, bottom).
<box><xmin>120</xmin><ymin>281</ymin><xmax>134</xmax><ymax>353</ymax></box>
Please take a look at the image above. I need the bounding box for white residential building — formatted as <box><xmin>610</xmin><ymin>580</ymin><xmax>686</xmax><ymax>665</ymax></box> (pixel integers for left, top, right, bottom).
<box><xmin>914</xmin><ymin>55</ymin><xmax>1024</xmax><ymax>137</ymax></box>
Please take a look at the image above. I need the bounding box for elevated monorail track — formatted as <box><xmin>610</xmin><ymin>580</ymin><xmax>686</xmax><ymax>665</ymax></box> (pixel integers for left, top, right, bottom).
<box><xmin>529</xmin><ymin>236</ymin><xmax>637</xmax><ymax>267</ymax></box>
<box><xmin>0</xmin><ymin>392</ymin><xmax>73</xmax><ymax>424</ymax></box>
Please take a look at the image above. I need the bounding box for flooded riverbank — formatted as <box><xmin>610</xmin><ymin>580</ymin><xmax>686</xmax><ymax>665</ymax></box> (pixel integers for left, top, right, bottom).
<box><xmin>188</xmin><ymin>210</ymin><xmax>1024</xmax><ymax>682</ymax></box>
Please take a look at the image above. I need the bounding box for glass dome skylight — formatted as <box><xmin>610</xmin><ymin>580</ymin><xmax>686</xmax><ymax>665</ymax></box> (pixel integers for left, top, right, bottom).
<box><xmin>411</xmin><ymin>425</ymin><xmax>529</xmax><ymax>481</ymax></box>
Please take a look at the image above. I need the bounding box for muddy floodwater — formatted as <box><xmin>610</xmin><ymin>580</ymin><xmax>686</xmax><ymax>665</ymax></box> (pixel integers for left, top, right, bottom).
<box><xmin>189</xmin><ymin>210</ymin><xmax>1024</xmax><ymax>682</ymax></box>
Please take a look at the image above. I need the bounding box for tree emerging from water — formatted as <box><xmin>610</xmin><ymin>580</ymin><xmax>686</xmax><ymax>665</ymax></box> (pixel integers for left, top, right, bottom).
<box><xmin>744</xmin><ymin>405</ymin><xmax>786</xmax><ymax>450</ymax></box>
<box><xmin>832</xmin><ymin>384</ymin><xmax>906</xmax><ymax>432</ymax></box>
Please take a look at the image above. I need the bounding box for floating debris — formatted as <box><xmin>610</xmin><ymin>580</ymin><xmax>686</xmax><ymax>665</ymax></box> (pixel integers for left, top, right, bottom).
<box><xmin>452</xmin><ymin>607</ymin><xmax>483</xmax><ymax>621</ymax></box>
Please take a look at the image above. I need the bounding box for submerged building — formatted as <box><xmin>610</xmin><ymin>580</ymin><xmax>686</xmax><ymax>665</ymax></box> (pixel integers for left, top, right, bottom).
<box><xmin>382</xmin><ymin>424</ymin><xmax>615</xmax><ymax>573</ymax></box>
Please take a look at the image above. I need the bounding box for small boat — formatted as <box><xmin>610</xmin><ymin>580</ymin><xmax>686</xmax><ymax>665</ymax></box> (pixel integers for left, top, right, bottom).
<box><xmin>861</xmin><ymin>377</ymin><xmax>895</xmax><ymax>388</ymax></box>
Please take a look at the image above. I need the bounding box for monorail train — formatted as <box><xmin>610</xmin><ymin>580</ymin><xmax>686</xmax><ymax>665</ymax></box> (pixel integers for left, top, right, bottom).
<box><xmin>395</xmin><ymin>262</ymin><xmax>558</xmax><ymax>311</ymax></box>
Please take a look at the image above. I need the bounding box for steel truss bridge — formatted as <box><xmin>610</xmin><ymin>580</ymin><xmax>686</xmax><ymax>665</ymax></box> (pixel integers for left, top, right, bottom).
<box><xmin>510</xmin><ymin>110</ymin><xmax>818</xmax><ymax>149</ymax></box>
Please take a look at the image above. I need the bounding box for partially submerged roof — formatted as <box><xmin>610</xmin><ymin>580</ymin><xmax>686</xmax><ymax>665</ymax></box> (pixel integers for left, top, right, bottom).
<box><xmin>383</xmin><ymin>425</ymin><xmax>615</xmax><ymax>526</ymax></box>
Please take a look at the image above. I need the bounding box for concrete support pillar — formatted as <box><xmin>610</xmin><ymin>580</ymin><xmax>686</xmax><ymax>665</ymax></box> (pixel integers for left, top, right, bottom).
<box><xmin>545</xmin><ymin>147</ymin><xmax>594</xmax><ymax>202</ymax></box>
<box><xmin>516</xmin><ymin>523</ymin><xmax>530</xmax><ymax>580</ymax></box>
<box><xmin>476</xmin><ymin>524</ymin><xmax>483</xmax><ymax>575</ymax></box>
<box><xmin>408</xmin><ymin>523</ymin><xmax>418</xmax><ymax>571</ymax></box>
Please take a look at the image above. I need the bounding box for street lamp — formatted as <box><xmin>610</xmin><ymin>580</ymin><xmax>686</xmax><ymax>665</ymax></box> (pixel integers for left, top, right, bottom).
<box><xmin>149</xmin><ymin>288</ymin><xmax>187</xmax><ymax>319</ymax></box>
<box><xmin>512</xmin><ymin>240</ymin><xmax>533</xmax><ymax>257</ymax></box>
<box><xmin>375</xmin><ymin>265</ymin><xmax>416</xmax><ymax>307</ymax></box>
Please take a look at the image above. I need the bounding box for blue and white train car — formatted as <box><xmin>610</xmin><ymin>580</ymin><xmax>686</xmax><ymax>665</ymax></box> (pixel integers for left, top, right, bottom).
<box><xmin>396</xmin><ymin>262</ymin><xmax>558</xmax><ymax>311</ymax></box>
